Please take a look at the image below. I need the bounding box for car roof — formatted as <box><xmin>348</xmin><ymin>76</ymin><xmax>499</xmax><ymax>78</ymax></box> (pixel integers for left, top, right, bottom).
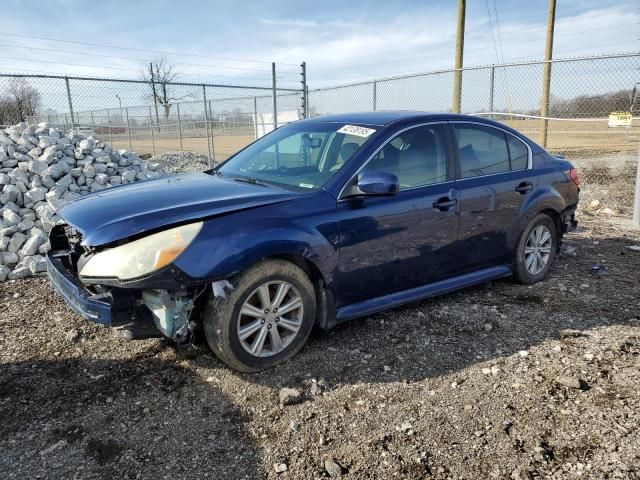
<box><xmin>299</xmin><ymin>111</ymin><xmax>489</xmax><ymax>127</ymax></box>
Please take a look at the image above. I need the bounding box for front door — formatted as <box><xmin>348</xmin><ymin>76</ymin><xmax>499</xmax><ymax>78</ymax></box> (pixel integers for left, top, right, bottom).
<box><xmin>337</xmin><ymin>123</ymin><xmax>463</xmax><ymax>306</ymax></box>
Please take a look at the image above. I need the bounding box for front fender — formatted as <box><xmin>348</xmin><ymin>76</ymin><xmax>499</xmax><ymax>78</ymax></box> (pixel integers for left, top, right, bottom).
<box><xmin>173</xmin><ymin>200</ymin><xmax>339</xmax><ymax>289</ymax></box>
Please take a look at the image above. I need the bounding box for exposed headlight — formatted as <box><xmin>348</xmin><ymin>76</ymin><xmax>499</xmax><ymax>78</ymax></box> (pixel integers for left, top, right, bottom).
<box><xmin>79</xmin><ymin>222</ymin><xmax>203</xmax><ymax>280</ymax></box>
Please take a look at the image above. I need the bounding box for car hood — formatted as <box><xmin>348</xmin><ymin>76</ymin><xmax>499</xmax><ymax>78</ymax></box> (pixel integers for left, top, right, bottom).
<box><xmin>59</xmin><ymin>173</ymin><xmax>300</xmax><ymax>246</ymax></box>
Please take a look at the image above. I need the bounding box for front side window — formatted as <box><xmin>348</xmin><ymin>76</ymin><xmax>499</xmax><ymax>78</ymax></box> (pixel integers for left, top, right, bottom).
<box><xmin>217</xmin><ymin>122</ymin><xmax>377</xmax><ymax>191</ymax></box>
<box><xmin>454</xmin><ymin>124</ymin><xmax>529</xmax><ymax>178</ymax></box>
<box><xmin>360</xmin><ymin>124</ymin><xmax>448</xmax><ymax>189</ymax></box>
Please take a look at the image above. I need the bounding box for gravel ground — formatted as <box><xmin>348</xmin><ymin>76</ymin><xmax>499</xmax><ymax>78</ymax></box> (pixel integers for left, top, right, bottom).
<box><xmin>1</xmin><ymin>214</ymin><xmax>639</xmax><ymax>479</ymax></box>
<box><xmin>148</xmin><ymin>151</ymin><xmax>214</xmax><ymax>174</ymax></box>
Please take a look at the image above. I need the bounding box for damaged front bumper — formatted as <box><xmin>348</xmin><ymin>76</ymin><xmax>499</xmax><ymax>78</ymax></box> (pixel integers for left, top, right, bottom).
<box><xmin>46</xmin><ymin>251</ymin><xmax>205</xmax><ymax>342</ymax></box>
<box><xmin>47</xmin><ymin>254</ymin><xmax>114</xmax><ymax>325</ymax></box>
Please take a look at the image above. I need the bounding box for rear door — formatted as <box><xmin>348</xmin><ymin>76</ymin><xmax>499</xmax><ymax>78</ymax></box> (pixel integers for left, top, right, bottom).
<box><xmin>336</xmin><ymin>123</ymin><xmax>463</xmax><ymax>306</ymax></box>
<box><xmin>450</xmin><ymin>121</ymin><xmax>534</xmax><ymax>270</ymax></box>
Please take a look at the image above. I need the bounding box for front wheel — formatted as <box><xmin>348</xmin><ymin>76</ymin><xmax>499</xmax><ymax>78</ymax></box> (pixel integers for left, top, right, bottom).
<box><xmin>514</xmin><ymin>213</ymin><xmax>557</xmax><ymax>284</ymax></box>
<box><xmin>203</xmin><ymin>260</ymin><xmax>316</xmax><ymax>372</ymax></box>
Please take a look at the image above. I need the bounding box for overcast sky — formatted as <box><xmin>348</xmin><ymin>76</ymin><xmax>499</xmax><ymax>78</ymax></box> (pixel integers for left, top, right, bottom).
<box><xmin>1</xmin><ymin>0</ymin><xmax>638</xmax><ymax>89</ymax></box>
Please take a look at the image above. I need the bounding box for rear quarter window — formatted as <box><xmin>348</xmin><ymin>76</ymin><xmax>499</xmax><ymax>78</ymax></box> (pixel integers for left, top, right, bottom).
<box><xmin>507</xmin><ymin>135</ymin><xmax>529</xmax><ymax>170</ymax></box>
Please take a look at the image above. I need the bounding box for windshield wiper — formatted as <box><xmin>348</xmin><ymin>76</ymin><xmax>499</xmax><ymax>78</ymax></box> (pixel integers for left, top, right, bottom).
<box><xmin>233</xmin><ymin>176</ymin><xmax>270</xmax><ymax>187</ymax></box>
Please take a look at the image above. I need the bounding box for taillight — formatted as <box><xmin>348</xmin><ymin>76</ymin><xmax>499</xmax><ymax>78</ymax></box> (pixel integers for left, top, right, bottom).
<box><xmin>566</xmin><ymin>168</ymin><xmax>580</xmax><ymax>186</ymax></box>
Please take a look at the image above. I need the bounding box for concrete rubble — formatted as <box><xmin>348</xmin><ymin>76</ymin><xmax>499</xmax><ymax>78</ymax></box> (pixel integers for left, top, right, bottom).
<box><xmin>0</xmin><ymin>122</ymin><xmax>164</xmax><ymax>281</ymax></box>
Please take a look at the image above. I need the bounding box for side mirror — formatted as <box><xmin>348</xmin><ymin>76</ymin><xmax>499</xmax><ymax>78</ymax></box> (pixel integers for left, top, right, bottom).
<box><xmin>356</xmin><ymin>171</ymin><xmax>399</xmax><ymax>196</ymax></box>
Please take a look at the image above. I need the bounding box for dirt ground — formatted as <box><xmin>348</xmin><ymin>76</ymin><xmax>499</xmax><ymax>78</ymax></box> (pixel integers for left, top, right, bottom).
<box><xmin>1</xmin><ymin>213</ymin><xmax>640</xmax><ymax>479</ymax></box>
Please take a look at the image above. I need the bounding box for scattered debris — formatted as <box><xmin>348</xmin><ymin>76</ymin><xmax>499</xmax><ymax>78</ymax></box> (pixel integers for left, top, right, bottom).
<box><xmin>273</xmin><ymin>463</ymin><xmax>288</xmax><ymax>474</ymax></box>
<box><xmin>324</xmin><ymin>458</ymin><xmax>344</xmax><ymax>478</ymax></box>
<box><xmin>555</xmin><ymin>376</ymin><xmax>586</xmax><ymax>390</ymax></box>
<box><xmin>279</xmin><ymin>388</ymin><xmax>302</xmax><ymax>406</ymax></box>
<box><xmin>591</xmin><ymin>264</ymin><xmax>608</xmax><ymax>278</ymax></box>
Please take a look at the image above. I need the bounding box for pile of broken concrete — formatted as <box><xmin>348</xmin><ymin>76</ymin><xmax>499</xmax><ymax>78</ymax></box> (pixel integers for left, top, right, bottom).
<box><xmin>0</xmin><ymin>122</ymin><xmax>164</xmax><ymax>281</ymax></box>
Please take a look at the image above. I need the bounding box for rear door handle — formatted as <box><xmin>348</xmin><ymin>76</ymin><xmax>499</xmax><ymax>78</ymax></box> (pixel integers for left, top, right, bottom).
<box><xmin>515</xmin><ymin>181</ymin><xmax>533</xmax><ymax>194</ymax></box>
<box><xmin>433</xmin><ymin>197</ymin><xmax>457</xmax><ymax>211</ymax></box>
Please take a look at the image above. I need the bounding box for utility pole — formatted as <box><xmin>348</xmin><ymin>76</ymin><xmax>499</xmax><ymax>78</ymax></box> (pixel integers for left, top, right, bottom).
<box><xmin>540</xmin><ymin>0</ymin><xmax>556</xmax><ymax>148</ymax></box>
<box><xmin>452</xmin><ymin>0</ymin><xmax>466</xmax><ymax>114</ymax></box>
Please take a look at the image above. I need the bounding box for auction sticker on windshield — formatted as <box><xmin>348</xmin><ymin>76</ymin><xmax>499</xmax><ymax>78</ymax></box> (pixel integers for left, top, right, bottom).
<box><xmin>337</xmin><ymin>125</ymin><xmax>376</xmax><ymax>137</ymax></box>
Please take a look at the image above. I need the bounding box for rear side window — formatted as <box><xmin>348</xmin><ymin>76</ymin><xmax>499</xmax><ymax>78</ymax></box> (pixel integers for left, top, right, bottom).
<box><xmin>453</xmin><ymin>124</ymin><xmax>529</xmax><ymax>178</ymax></box>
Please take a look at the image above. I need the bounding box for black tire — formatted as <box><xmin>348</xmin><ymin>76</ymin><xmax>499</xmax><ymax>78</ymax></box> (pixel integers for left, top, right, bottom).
<box><xmin>203</xmin><ymin>259</ymin><xmax>316</xmax><ymax>372</ymax></box>
<box><xmin>513</xmin><ymin>213</ymin><xmax>558</xmax><ymax>285</ymax></box>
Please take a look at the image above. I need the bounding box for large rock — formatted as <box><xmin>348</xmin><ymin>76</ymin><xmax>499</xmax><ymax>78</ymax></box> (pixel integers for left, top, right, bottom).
<box><xmin>7</xmin><ymin>232</ymin><xmax>27</xmax><ymax>253</ymax></box>
<box><xmin>3</xmin><ymin>209</ymin><xmax>21</xmax><ymax>226</ymax></box>
<box><xmin>21</xmin><ymin>232</ymin><xmax>47</xmax><ymax>256</ymax></box>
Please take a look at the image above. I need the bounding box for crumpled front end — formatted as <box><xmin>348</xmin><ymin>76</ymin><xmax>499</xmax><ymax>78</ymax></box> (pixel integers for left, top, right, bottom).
<box><xmin>46</xmin><ymin>223</ymin><xmax>204</xmax><ymax>342</ymax></box>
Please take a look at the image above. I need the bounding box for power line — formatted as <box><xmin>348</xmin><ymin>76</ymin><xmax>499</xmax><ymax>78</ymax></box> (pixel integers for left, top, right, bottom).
<box><xmin>310</xmin><ymin>23</ymin><xmax>638</xmax><ymax>71</ymax></box>
<box><xmin>0</xmin><ymin>32</ymin><xmax>300</xmax><ymax>66</ymax></box>
<box><xmin>0</xmin><ymin>43</ymin><xmax>285</xmax><ymax>74</ymax></box>
<box><xmin>0</xmin><ymin>56</ymin><xmax>281</xmax><ymax>82</ymax></box>
<box><xmin>308</xmin><ymin>21</ymin><xmax>637</xmax><ymax>68</ymax></box>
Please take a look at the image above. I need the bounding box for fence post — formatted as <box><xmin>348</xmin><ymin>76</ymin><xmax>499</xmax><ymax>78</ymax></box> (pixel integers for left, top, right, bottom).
<box><xmin>64</xmin><ymin>114</ymin><xmax>68</xmax><ymax>132</ymax></box>
<box><xmin>272</xmin><ymin>62</ymin><xmax>278</xmax><ymax>130</ymax></box>
<box><xmin>300</xmin><ymin>61</ymin><xmax>307</xmax><ymax>118</ymax></box>
<box><xmin>209</xmin><ymin>100</ymin><xmax>216</xmax><ymax>161</ymax></box>
<box><xmin>177</xmin><ymin>103</ymin><xmax>183</xmax><ymax>150</ymax></box>
<box><xmin>106</xmin><ymin>109</ymin><xmax>113</xmax><ymax>144</ymax></box>
<box><xmin>253</xmin><ymin>97</ymin><xmax>258</xmax><ymax>139</ymax></box>
<box><xmin>90</xmin><ymin>110</ymin><xmax>95</xmax><ymax>133</ymax></box>
<box><xmin>125</xmin><ymin>107</ymin><xmax>132</xmax><ymax>151</ymax></box>
<box><xmin>633</xmin><ymin>146</ymin><xmax>640</xmax><ymax>226</ymax></box>
<box><xmin>373</xmin><ymin>81</ymin><xmax>377</xmax><ymax>111</ymax></box>
<box><xmin>488</xmin><ymin>65</ymin><xmax>495</xmax><ymax>119</ymax></box>
<box><xmin>65</xmin><ymin>77</ymin><xmax>75</xmax><ymax>126</ymax></box>
<box><xmin>149</xmin><ymin>107</ymin><xmax>156</xmax><ymax>156</ymax></box>
<box><xmin>202</xmin><ymin>85</ymin><xmax>213</xmax><ymax>165</ymax></box>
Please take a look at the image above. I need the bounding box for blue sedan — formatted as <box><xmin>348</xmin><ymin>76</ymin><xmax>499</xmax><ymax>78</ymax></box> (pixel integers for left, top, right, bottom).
<box><xmin>47</xmin><ymin>112</ymin><xmax>580</xmax><ymax>371</ymax></box>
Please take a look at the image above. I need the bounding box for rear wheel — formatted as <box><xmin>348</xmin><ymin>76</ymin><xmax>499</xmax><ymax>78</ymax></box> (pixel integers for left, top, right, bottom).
<box><xmin>514</xmin><ymin>213</ymin><xmax>557</xmax><ymax>284</ymax></box>
<box><xmin>203</xmin><ymin>260</ymin><xmax>316</xmax><ymax>372</ymax></box>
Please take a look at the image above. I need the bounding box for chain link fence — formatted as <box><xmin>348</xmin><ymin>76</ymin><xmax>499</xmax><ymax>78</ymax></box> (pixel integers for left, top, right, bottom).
<box><xmin>1</xmin><ymin>53</ymin><xmax>638</xmax><ymax>215</ymax></box>
<box><xmin>0</xmin><ymin>74</ymin><xmax>303</xmax><ymax>163</ymax></box>
<box><xmin>309</xmin><ymin>53</ymin><xmax>640</xmax><ymax>215</ymax></box>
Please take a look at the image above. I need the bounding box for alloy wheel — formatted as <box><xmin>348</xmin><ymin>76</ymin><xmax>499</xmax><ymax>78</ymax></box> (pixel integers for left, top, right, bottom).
<box><xmin>524</xmin><ymin>225</ymin><xmax>553</xmax><ymax>275</ymax></box>
<box><xmin>236</xmin><ymin>281</ymin><xmax>304</xmax><ymax>357</ymax></box>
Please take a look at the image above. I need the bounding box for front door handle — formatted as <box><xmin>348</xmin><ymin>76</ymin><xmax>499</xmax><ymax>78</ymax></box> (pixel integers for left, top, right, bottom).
<box><xmin>433</xmin><ymin>197</ymin><xmax>457</xmax><ymax>211</ymax></box>
<box><xmin>515</xmin><ymin>181</ymin><xmax>533</xmax><ymax>194</ymax></box>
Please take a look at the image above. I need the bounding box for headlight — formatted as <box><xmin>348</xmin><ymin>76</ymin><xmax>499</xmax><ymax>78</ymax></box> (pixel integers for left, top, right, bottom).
<box><xmin>79</xmin><ymin>222</ymin><xmax>202</xmax><ymax>280</ymax></box>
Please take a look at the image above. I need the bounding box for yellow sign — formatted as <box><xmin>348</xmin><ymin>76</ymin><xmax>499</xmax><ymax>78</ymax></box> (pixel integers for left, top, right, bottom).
<box><xmin>608</xmin><ymin>111</ymin><xmax>632</xmax><ymax>127</ymax></box>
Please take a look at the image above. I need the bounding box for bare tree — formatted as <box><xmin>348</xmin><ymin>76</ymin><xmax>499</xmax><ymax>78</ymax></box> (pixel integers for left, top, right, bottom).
<box><xmin>0</xmin><ymin>78</ymin><xmax>41</xmax><ymax>124</ymax></box>
<box><xmin>143</xmin><ymin>58</ymin><xmax>190</xmax><ymax>122</ymax></box>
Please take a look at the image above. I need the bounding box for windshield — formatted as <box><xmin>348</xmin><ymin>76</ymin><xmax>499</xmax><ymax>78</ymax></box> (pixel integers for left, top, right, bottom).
<box><xmin>216</xmin><ymin>122</ymin><xmax>377</xmax><ymax>191</ymax></box>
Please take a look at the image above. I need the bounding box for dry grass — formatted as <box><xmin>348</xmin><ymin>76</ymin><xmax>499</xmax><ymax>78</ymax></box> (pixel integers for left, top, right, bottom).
<box><xmin>106</xmin><ymin>121</ymin><xmax>639</xmax><ymax>215</ymax></box>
